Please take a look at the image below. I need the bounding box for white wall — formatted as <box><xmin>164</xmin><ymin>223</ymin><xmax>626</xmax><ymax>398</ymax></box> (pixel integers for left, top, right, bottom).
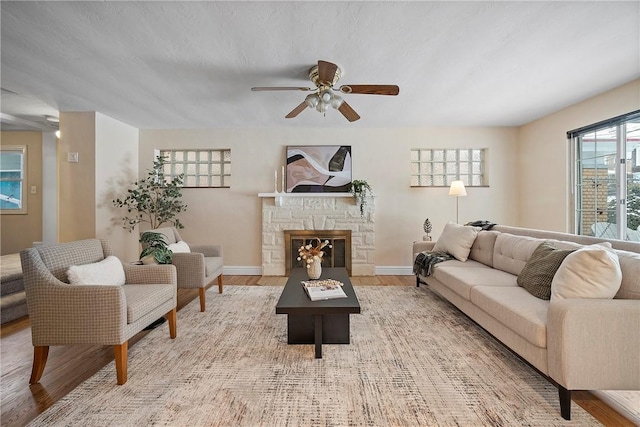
<box><xmin>95</xmin><ymin>112</ymin><xmax>140</xmax><ymax>261</ymax></box>
<box><xmin>518</xmin><ymin>79</ymin><xmax>640</xmax><ymax>232</ymax></box>
<box><xmin>139</xmin><ymin>127</ymin><xmax>519</xmax><ymax>273</ymax></box>
<box><xmin>41</xmin><ymin>131</ymin><xmax>58</xmax><ymax>245</ymax></box>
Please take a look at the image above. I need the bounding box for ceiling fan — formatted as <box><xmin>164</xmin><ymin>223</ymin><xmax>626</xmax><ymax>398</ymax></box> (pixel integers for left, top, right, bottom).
<box><xmin>251</xmin><ymin>60</ymin><xmax>399</xmax><ymax>122</ymax></box>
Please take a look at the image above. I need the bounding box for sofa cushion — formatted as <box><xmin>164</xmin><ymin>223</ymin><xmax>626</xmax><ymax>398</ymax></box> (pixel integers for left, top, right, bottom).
<box><xmin>67</xmin><ymin>256</ymin><xmax>126</xmax><ymax>286</ymax></box>
<box><xmin>205</xmin><ymin>256</ymin><xmax>223</xmax><ymax>277</ymax></box>
<box><xmin>122</xmin><ymin>284</ymin><xmax>175</xmax><ymax>324</ymax></box>
<box><xmin>551</xmin><ymin>243</ymin><xmax>622</xmax><ymax>302</ymax></box>
<box><xmin>470</xmin><ymin>286</ymin><xmax>549</xmax><ymax>348</ymax></box>
<box><xmin>517</xmin><ymin>242</ymin><xmax>574</xmax><ymax>300</ymax></box>
<box><xmin>493</xmin><ymin>233</ymin><xmax>544</xmax><ymax>276</ymax></box>
<box><xmin>615</xmin><ymin>250</ymin><xmax>640</xmax><ymax>299</ymax></box>
<box><xmin>433</xmin><ymin>260</ymin><xmax>517</xmax><ymax>301</ymax></box>
<box><xmin>433</xmin><ymin>222</ymin><xmax>480</xmax><ymax>262</ymax></box>
<box><xmin>468</xmin><ymin>230</ymin><xmax>499</xmax><ymax>267</ymax></box>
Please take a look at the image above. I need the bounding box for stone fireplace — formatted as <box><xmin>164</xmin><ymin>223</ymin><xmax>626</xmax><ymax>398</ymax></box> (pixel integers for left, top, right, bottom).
<box><xmin>260</xmin><ymin>194</ymin><xmax>375</xmax><ymax>276</ymax></box>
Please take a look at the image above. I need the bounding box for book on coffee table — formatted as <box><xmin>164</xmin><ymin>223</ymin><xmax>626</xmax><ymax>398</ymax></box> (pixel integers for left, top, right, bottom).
<box><xmin>301</xmin><ymin>279</ymin><xmax>348</xmax><ymax>301</ymax></box>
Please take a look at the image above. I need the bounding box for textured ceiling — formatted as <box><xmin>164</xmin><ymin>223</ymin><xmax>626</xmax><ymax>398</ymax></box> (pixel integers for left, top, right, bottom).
<box><xmin>1</xmin><ymin>1</ymin><xmax>639</xmax><ymax>130</ymax></box>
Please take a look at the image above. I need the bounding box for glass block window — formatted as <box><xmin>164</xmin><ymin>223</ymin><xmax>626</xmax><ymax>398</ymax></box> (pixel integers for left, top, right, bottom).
<box><xmin>0</xmin><ymin>145</ymin><xmax>27</xmax><ymax>214</ymax></box>
<box><xmin>160</xmin><ymin>149</ymin><xmax>231</xmax><ymax>188</ymax></box>
<box><xmin>411</xmin><ymin>148</ymin><xmax>486</xmax><ymax>187</ymax></box>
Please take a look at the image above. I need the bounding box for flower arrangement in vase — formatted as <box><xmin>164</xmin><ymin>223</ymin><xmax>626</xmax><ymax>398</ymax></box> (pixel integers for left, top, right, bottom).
<box><xmin>297</xmin><ymin>238</ymin><xmax>332</xmax><ymax>279</ymax></box>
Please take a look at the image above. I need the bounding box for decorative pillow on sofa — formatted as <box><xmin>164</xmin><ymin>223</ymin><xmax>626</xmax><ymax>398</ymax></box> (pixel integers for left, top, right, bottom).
<box><xmin>550</xmin><ymin>242</ymin><xmax>622</xmax><ymax>302</ymax></box>
<box><xmin>433</xmin><ymin>222</ymin><xmax>480</xmax><ymax>262</ymax></box>
<box><xmin>168</xmin><ymin>241</ymin><xmax>190</xmax><ymax>253</ymax></box>
<box><xmin>67</xmin><ymin>255</ymin><xmax>126</xmax><ymax>286</ymax></box>
<box><xmin>516</xmin><ymin>242</ymin><xmax>574</xmax><ymax>300</ymax></box>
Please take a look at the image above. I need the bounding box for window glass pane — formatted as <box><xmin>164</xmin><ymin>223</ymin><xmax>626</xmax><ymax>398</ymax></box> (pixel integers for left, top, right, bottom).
<box><xmin>410</xmin><ymin>176</ymin><xmax>419</xmax><ymax>186</ymax></box>
<box><xmin>410</xmin><ymin>148</ymin><xmax>486</xmax><ymax>187</ymax></box>
<box><xmin>211</xmin><ymin>151</ymin><xmax>221</xmax><ymax>162</ymax></box>
<box><xmin>0</xmin><ymin>148</ymin><xmax>26</xmax><ymax>212</ymax></box>
<box><xmin>420</xmin><ymin>175</ymin><xmax>432</xmax><ymax>186</ymax></box>
<box><xmin>410</xmin><ymin>150</ymin><xmax>419</xmax><ymax>161</ymax></box>
<box><xmin>161</xmin><ymin>149</ymin><xmax>231</xmax><ymax>188</ymax></box>
<box><xmin>211</xmin><ymin>176</ymin><xmax>221</xmax><ymax>187</ymax></box>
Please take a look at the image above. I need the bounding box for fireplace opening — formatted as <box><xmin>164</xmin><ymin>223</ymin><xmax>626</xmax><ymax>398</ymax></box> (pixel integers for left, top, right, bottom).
<box><xmin>284</xmin><ymin>230</ymin><xmax>352</xmax><ymax>276</ymax></box>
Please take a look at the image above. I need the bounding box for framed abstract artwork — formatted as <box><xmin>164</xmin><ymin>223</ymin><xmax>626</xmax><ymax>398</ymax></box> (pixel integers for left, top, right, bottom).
<box><xmin>286</xmin><ymin>145</ymin><xmax>352</xmax><ymax>193</ymax></box>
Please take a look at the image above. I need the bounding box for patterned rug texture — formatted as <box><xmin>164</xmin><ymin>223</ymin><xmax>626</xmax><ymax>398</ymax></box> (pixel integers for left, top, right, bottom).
<box><xmin>29</xmin><ymin>286</ymin><xmax>599</xmax><ymax>426</ymax></box>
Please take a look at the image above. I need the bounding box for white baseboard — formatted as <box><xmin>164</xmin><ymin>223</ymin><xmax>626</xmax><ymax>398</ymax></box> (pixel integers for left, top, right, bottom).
<box><xmin>223</xmin><ymin>266</ymin><xmax>263</xmax><ymax>276</ymax></box>
<box><xmin>224</xmin><ymin>266</ymin><xmax>415</xmax><ymax>276</ymax></box>
<box><xmin>375</xmin><ymin>266</ymin><xmax>414</xmax><ymax>275</ymax></box>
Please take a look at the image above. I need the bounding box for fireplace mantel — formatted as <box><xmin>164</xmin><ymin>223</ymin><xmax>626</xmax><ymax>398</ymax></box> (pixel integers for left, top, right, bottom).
<box><xmin>258</xmin><ymin>192</ymin><xmax>352</xmax><ymax>206</ymax></box>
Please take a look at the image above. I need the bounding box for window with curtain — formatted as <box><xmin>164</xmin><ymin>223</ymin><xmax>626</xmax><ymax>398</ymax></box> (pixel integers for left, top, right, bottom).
<box><xmin>0</xmin><ymin>145</ymin><xmax>27</xmax><ymax>214</ymax></box>
<box><xmin>160</xmin><ymin>149</ymin><xmax>231</xmax><ymax>188</ymax></box>
<box><xmin>569</xmin><ymin>110</ymin><xmax>640</xmax><ymax>241</ymax></box>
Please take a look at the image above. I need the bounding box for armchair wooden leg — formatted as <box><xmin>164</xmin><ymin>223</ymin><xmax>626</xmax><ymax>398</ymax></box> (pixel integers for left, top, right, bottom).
<box><xmin>559</xmin><ymin>386</ymin><xmax>571</xmax><ymax>420</ymax></box>
<box><xmin>114</xmin><ymin>342</ymin><xmax>128</xmax><ymax>385</ymax></box>
<box><xmin>29</xmin><ymin>346</ymin><xmax>49</xmax><ymax>384</ymax></box>
<box><xmin>199</xmin><ymin>288</ymin><xmax>206</xmax><ymax>312</ymax></box>
<box><xmin>166</xmin><ymin>308</ymin><xmax>177</xmax><ymax>339</ymax></box>
<box><xmin>218</xmin><ymin>274</ymin><xmax>224</xmax><ymax>294</ymax></box>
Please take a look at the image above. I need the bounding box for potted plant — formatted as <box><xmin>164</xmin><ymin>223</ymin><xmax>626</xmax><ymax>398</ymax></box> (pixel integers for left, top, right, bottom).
<box><xmin>113</xmin><ymin>155</ymin><xmax>187</xmax><ymax>232</ymax></box>
<box><xmin>139</xmin><ymin>231</ymin><xmax>173</xmax><ymax>264</ymax></box>
<box><xmin>349</xmin><ymin>179</ymin><xmax>373</xmax><ymax>217</ymax></box>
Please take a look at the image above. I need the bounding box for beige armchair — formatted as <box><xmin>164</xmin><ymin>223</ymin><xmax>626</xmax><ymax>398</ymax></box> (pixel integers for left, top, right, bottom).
<box><xmin>20</xmin><ymin>239</ymin><xmax>177</xmax><ymax>385</ymax></box>
<box><xmin>152</xmin><ymin>227</ymin><xmax>224</xmax><ymax>312</ymax></box>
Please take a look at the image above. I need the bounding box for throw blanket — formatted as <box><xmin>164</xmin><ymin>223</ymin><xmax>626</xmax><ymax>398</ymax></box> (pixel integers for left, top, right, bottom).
<box><xmin>465</xmin><ymin>220</ymin><xmax>497</xmax><ymax>230</ymax></box>
<box><xmin>413</xmin><ymin>251</ymin><xmax>455</xmax><ymax>277</ymax></box>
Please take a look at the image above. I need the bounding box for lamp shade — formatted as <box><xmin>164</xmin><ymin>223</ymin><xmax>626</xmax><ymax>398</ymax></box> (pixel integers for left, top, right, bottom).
<box><xmin>448</xmin><ymin>180</ymin><xmax>467</xmax><ymax>197</ymax></box>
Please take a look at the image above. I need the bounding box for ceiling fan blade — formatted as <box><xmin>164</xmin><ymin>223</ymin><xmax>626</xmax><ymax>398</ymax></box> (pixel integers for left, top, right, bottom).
<box><xmin>285</xmin><ymin>102</ymin><xmax>308</xmax><ymax>119</ymax></box>
<box><xmin>338</xmin><ymin>101</ymin><xmax>360</xmax><ymax>122</ymax></box>
<box><xmin>251</xmin><ymin>87</ymin><xmax>312</xmax><ymax>92</ymax></box>
<box><xmin>318</xmin><ymin>60</ymin><xmax>339</xmax><ymax>86</ymax></box>
<box><xmin>339</xmin><ymin>85</ymin><xmax>400</xmax><ymax>95</ymax></box>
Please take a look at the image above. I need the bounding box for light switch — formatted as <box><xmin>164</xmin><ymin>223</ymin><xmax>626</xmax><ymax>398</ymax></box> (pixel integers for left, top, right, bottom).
<box><xmin>67</xmin><ymin>152</ymin><xmax>79</xmax><ymax>163</ymax></box>
<box><xmin>30</xmin><ymin>185</ymin><xmax>37</xmax><ymax>194</ymax></box>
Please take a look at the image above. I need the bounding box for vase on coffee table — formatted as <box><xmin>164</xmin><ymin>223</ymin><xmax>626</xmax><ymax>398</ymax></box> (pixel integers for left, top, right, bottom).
<box><xmin>308</xmin><ymin>257</ymin><xmax>322</xmax><ymax>280</ymax></box>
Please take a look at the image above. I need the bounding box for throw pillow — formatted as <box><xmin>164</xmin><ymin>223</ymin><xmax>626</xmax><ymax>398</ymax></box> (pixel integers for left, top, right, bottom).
<box><xmin>550</xmin><ymin>242</ymin><xmax>622</xmax><ymax>302</ymax></box>
<box><xmin>67</xmin><ymin>255</ymin><xmax>126</xmax><ymax>286</ymax></box>
<box><xmin>516</xmin><ymin>242</ymin><xmax>574</xmax><ymax>300</ymax></box>
<box><xmin>433</xmin><ymin>222</ymin><xmax>480</xmax><ymax>262</ymax></box>
<box><xmin>168</xmin><ymin>240</ymin><xmax>190</xmax><ymax>253</ymax></box>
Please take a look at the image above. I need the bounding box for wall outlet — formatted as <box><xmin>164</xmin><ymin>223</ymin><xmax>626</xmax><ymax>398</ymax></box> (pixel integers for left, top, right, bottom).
<box><xmin>67</xmin><ymin>152</ymin><xmax>79</xmax><ymax>163</ymax></box>
<box><xmin>30</xmin><ymin>185</ymin><xmax>37</xmax><ymax>194</ymax></box>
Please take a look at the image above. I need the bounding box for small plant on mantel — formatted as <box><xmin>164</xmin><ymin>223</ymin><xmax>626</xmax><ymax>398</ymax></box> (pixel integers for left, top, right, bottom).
<box><xmin>113</xmin><ymin>155</ymin><xmax>187</xmax><ymax>232</ymax></box>
<box><xmin>348</xmin><ymin>179</ymin><xmax>373</xmax><ymax>217</ymax></box>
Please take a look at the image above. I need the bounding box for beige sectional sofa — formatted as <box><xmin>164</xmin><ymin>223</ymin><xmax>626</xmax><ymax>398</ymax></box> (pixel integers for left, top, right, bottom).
<box><xmin>413</xmin><ymin>224</ymin><xmax>640</xmax><ymax>420</ymax></box>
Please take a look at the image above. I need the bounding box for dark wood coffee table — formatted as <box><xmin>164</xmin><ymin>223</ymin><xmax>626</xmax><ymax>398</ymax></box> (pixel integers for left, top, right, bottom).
<box><xmin>275</xmin><ymin>267</ymin><xmax>361</xmax><ymax>358</ymax></box>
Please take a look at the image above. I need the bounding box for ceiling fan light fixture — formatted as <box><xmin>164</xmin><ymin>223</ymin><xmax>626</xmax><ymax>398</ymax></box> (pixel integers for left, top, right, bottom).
<box><xmin>331</xmin><ymin>94</ymin><xmax>344</xmax><ymax>109</ymax></box>
<box><xmin>305</xmin><ymin>93</ymin><xmax>319</xmax><ymax>108</ymax></box>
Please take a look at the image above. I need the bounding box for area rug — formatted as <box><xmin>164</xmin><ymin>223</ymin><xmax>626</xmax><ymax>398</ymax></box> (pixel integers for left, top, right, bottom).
<box><xmin>28</xmin><ymin>286</ymin><xmax>599</xmax><ymax>426</ymax></box>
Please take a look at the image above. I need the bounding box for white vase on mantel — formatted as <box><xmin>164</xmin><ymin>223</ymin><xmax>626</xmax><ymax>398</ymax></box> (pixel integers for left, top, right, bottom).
<box><xmin>307</xmin><ymin>257</ymin><xmax>322</xmax><ymax>280</ymax></box>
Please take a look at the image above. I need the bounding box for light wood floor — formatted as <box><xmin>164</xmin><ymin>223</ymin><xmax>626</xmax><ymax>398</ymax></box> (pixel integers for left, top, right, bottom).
<box><xmin>0</xmin><ymin>276</ymin><xmax>634</xmax><ymax>426</ymax></box>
